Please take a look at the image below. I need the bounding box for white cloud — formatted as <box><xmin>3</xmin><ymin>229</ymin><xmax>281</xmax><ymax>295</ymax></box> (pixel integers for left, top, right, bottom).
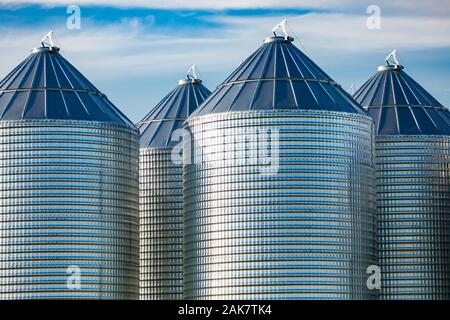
<box><xmin>214</xmin><ymin>13</ymin><xmax>450</xmax><ymax>52</ymax></box>
<box><xmin>1</xmin><ymin>0</ymin><xmax>450</xmax><ymax>16</ymax></box>
<box><xmin>1</xmin><ymin>10</ymin><xmax>450</xmax><ymax>80</ymax></box>
<box><xmin>0</xmin><ymin>0</ymin><xmax>355</xmax><ymax>10</ymax></box>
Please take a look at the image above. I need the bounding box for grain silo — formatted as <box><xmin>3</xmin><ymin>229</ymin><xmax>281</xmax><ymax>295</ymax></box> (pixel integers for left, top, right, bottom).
<box><xmin>138</xmin><ymin>70</ymin><xmax>211</xmax><ymax>300</ymax></box>
<box><xmin>183</xmin><ymin>25</ymin><xmax>377</xmax><ymax>300</ymax></box>
<box><xmin>0</xmin><ymin>35</ymin><xmax>139</xmax><ymax>299</ymax></box>
<box><xmin>354</xmin><ymin>51</ymin><xmax>450</xmax><ymax>300</ymax></box>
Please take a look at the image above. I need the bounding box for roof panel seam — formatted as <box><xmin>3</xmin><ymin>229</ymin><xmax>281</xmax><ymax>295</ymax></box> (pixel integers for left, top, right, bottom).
<box><xmin>48</xmin><ymin>54</ymin><xmax>70</xmax><ymax>118</ymax></box>
<box><xmin>279</xmin><ymin>44</ymin><xmax>299</xmax><ymax>108</ymax></box>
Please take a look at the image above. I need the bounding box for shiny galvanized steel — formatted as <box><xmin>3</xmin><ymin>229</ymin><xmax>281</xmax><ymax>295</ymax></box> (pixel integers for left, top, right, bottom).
<box><xmin>0</xmin><ymin>44</ymin><xmax>139</xmax><ymax>299</ymax></box>
<box><xmin>138</xmin><ymin>79</ymin><xmax>210</xmax><ymax>300</ymax></box>
<box><xmin>0</xmin><ymin>120</ymin><xmax>139</xmax><ymax>299</ymax></box>
<box><xmin>184</xmin><ymin>110</ymin><xmax>377</xmax><ymax>300</ymax></box>
<box><xmin>376</xmin><ymin>135</ymin><xmax>450</xmax><ymax>299</ymax></box>
<box><xmin>184</xmin><ymin>35</ymin><xmax>377</xmax><ymax>300</ymax></box>
<box><xmin>139</xmin><ymin>149</ymin><xmax>184</xmax><ymax>300</ymax></box>
<box><xmin>355</xmin><ymin>62</ymin><xmax>450</xmax><ymax>299</ymax></box>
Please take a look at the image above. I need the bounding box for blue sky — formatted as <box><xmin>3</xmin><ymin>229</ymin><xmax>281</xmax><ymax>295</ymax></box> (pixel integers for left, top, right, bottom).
<box><xmin>1</xmin><ymin>0</ymin><xmax>450</xmax><ymax>122</ymax></box>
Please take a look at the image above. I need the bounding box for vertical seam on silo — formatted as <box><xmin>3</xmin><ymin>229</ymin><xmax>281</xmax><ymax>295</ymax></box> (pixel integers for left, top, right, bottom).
<box><xmin>279</xmin><ymin>43</ymin><xmax>298</xmax><ymax>108</ymax></box>
<box><xmin>43</xmin><ymin>53</ymin><xmax>47</xmax><ymax>118</ymax></box>
<box><xmin>390</xmin><ymin>73</ymin><xmax>401</xmax><ymax>134</ymax></box>
<box><xmin>289</xmin><ymin>47</ymin><xmax>320</xmax><ymax>107</ymax></box>
<box><xmin>61</xmin><ymin>63</ymin><xmax>93</xmax><ymax>120</ymax></box>
<box><xmin>48</xmin><ymin>53</ymin><xmax>70</xmax><ymax>118</ymax></box>
<box><xmin>248</xmin><ymin>44</ymin><xmax>274</xmax><ymax>111</ymax></box>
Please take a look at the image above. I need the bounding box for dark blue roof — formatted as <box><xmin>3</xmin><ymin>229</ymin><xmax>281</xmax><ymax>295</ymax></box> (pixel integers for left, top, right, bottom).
<box><xmin>137</xmin><ymin>79</ymin><xmax>211</xmax><ymax>149</ymax></box>
<box><xmin>0</xmin><ymin>46</ymin><xmax>134</xmax><ymax>127</ymax></box>
<box><xmin>354</xmin><ymin>64</ymin><xmax>450</xmax><ymax>135</ymax></box>
<box><xmin>190</xmin><ymin>36</ymin><xmax>365</xmax><ymax>117</ymax></box>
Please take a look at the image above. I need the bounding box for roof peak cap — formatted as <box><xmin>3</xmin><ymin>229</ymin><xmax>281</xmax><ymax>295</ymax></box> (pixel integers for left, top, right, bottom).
<box><xmin>178</xmin><ymin>78</ymin><xmax>202</xmax><ymax>85</ymax></box>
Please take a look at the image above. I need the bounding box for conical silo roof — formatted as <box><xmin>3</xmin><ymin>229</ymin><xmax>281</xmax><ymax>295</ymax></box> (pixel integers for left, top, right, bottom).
<box><xmin>137</xmin><ymin>78</ymin><xmax>211</xmax><ymax>148</ymax></box>
<box><xmin>190</xmin><ymin>35</ymin><xmax>365</xmax><ymax>117</ymax></box>
<box><xmin>354</xmin><ymin>57</ymin><xmax>450</xmax><ymax>135</ymax></box>
<box><xmin>0</xmin><ymin>44</ymin><xmax>134</xmax><ymax>128</ymax></box>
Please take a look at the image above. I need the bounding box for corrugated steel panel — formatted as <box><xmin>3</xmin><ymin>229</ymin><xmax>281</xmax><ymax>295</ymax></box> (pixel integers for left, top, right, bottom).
<box><xmin>355</xmin><ymin>59</ymin><xmax>450</xmax><ymax>299</ymax></box>
<box><xmin>0</xmin><ymin>42</ymin><xmax>139</xmax><ymax>299</ymax></box>
<box><xmin>184</xmin><ymin>110</ymin><xmax>377</xmax><ymax>300</ymax></box>
<box><xmin>376</xmin><ymin>136</ymin><xmax>450</xmax><ymax>299</ymax></box>
<box><xmin>0</xmin><ymin>120</ymin><xmax>139</xmax><ymax>299</ymax></box>
<box><xmin>184</xmin><ymin>34</ymin><xmax>377</xmax><ymax>300</ymax></box>
<box><xmin>139</xmin><ymin>149</ymin><xmax>183</xmax><ymax>299</ymax></box>
<box><xmin>138</xmin><ymin>78</ymin><xmax>210</xmax><ymax>300</ymax></box>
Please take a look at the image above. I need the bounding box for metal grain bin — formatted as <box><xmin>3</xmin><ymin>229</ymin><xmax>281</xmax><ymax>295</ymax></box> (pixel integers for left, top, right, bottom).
<box><xmin>354</xmin><ymin>53</ymin><xmax>450</xmax><ymax>300</ymax></box>
<box><xmin>137</xmin><ymin>75</ymin><xmax>210</xmax><ymax>300</ymax></box>
<box><xmin>0</xmin><ymin>41</ymin><xmax>139</xmax><ymax>299</ymax></box>
<box><xmin>183</xmin><ymin>32</ymin><xmax>377</xmax><ymax>300</ymax></box>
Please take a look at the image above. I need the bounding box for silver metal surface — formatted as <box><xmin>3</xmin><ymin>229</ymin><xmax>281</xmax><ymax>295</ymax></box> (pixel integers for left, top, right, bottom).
<box><xmin>263</xmin><ymin>36</ymin><xmax>294</xmax><ymax>44</ymax></box>
<box><xmin>177</xmin><ymin>79</ymin><xmax>202</xmax><ymax>86</ymax></box>
<box><xmin>376</xmin><ymin>65</ymin><xmax>404</xmax><ymax>72</ymax></box>
<box><xmin>355</xmin><ymin>57</ymin><xmax>450</xmax><ymax>299</ymax></box>
<box><xmin>0</xmin><ymin>120</ymin><xmax>139</xmax><ymax>299</ymax></box>
<box><xmin>139</xmin><ymin>149</ymin><xmax>183</xmax><ymax>300</ymax></box>
<box><xmin>138</xmin><ymin>78</ymin><xmax>210</xmax><ymax>300</ymax></box>
<box><xmin>376</xmin><ymin>135</ymin><xmax>450</xmax><ymax>300</ymax></box>
<box><xmin>183</xmin><ymin>110</ymin><xmax>377</xmax><ymax>300</ymax></box>
<box><xmin>31</xmin><ymin>46</ymin><xmax>60</xmax><ymax>54</ymax></box>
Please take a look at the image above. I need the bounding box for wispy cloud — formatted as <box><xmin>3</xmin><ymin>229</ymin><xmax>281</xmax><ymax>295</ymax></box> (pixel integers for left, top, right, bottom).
<box><xmin>1</xmin><ymin>0</ymin><xmax>355</xmax><ymax>10</ymax></box>
<box><xmin>1</xmin><ymin>0</ymin><xmax>450</xmax><ymax>15</ymax></box>
<box><xmin>2</xmin><ymin>10</ymin><xmax>450</xmax><ymax>77</ymax></box>
<box><xmin>213</xmin><ymin>13</ymin><xmax>450</xmax><ymax>51</ymax></box>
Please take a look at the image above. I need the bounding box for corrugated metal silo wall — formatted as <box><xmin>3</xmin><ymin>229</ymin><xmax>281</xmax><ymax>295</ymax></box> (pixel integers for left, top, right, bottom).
<box><xmin>139</xmin><ymin>148</ymin><xmax>183</xmax><ymax>299</ymax></box>
<box><xmin>0</xmin><ymin>120</ymin><xmax>139</xmax><ymax>299</ymax></box>
<box><xmin>183</xmin><ymin>110</ymin><xmax>377</xmax><ymax>300</ymax></box>
<box><xmin>377</xmin><ymin>135</ymin><xmax>450</xmax><ymax>300</ymax></box>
